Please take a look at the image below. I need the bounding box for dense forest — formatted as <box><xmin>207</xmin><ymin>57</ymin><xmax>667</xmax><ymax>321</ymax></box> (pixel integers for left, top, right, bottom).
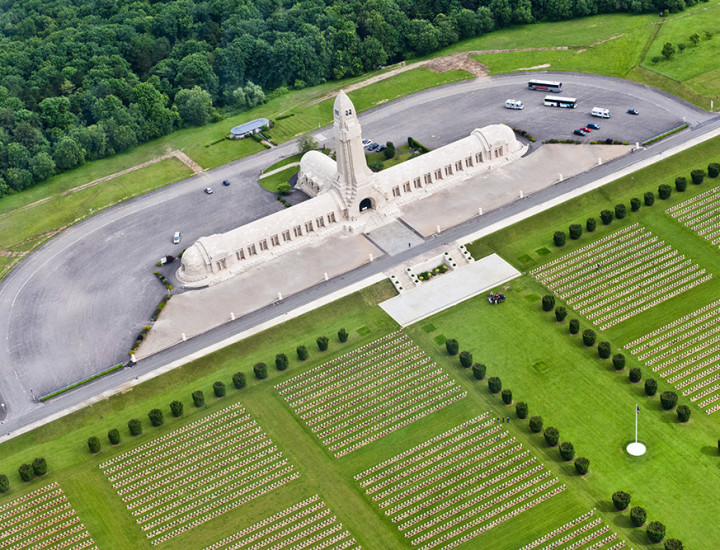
<box><xmin>0</xmin><ymin>0</ymin><xmax>704</xmax><ymax>197</ymax></box>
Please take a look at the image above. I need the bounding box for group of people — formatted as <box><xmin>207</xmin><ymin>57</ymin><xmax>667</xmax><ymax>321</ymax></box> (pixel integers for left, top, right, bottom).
<box><xmin>488</xmin><ymin>292</ymin><xmax>506</xmax><ymax>305</ymax></box>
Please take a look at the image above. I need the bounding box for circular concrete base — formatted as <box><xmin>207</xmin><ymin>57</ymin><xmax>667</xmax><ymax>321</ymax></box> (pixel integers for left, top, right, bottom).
<box><xmin>626</xmin><ymin>442</ymin><xmax>646</xmax><ymax>456</ymax></box>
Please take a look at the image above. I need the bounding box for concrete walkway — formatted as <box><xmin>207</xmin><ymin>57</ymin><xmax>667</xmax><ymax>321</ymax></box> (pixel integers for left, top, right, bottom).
<box><xmin>260</xmin><ymin>162</ymin><xmax>300</xmax><ymax>178</ymax></box>
<box><xmin>379</xmin><ymin>253</ymin><xmax>520</xmax><ymax>326</ymax></box>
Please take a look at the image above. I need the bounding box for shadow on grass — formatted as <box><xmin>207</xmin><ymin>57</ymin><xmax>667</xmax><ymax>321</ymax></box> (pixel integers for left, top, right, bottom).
<box><xmin>700</xmin><ymin>445</ymin><xmax>718</xmax><ymax>456</ymax></box>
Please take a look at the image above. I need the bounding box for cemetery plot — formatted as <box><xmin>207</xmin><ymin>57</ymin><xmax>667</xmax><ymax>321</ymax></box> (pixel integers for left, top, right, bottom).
<box><xmin>275</xmin><ymin>331</ymin><xmax>467</xmax><ymax>458</ymax></box>
<box><xmin>517</xmin><ymin>509</ymin><xmax>626</xmax><ymax>550</ymax></box>
<box><xmin>625</xmin><ymin>298</ymin><xmax>720</xmax><ymax>415</ymax></box>
<box><xmin>98</xmin><ymin>403</ymin><xmax>299</xmax><ymax>545</ymax></box>
<box><xmin>531</xmin><ymin>224</ymin><xmax>711</xmax><ymax>330</ymax></box>
<box><xmin>203</xmin><ymin>495</ymin><xmax>359</xmax><ymax>550</ymax></box>
<box><xmin>666</xmin><ymin>186</ymin><xmax>720</xmax><ymax>247</ymax></box>
<box><xmin>0</xmin><ymin>482</ymin><xmax>97</xmax><ymax>550</ymax></box>
<box><xmin>354</xmin><ymin>414</ymin><xmax>565</xmax><ymax>550</ymax></box>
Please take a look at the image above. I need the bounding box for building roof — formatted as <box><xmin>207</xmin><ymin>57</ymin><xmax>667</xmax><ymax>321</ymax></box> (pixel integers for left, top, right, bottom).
<box><xmin>230</xmin><ymin>118</ymin><xmax>269</xmax><ymax>136</ymax></box>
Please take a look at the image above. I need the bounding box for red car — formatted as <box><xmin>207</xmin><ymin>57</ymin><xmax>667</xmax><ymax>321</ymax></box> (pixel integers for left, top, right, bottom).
<box><xmin>580</xmin><ymin>126</ymin><xmax>592</xmax><ymax>133</ymax></box>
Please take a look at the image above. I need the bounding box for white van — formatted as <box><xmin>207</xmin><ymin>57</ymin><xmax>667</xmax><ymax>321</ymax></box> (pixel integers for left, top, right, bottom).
<box><xmin>505</xmin><ymin>99</ymin><xmax>524</xmax><ymax>110</ymax></box>
<box><xmin>591</xmin><ymin>107</ymin><xmax>610</xmax><ymax>118</ymax></box>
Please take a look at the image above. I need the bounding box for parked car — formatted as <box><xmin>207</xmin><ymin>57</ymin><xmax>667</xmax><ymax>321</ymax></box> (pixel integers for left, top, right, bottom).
<box><xmin>376</xmin><ymin>145</ymin><xmax>386</xmax><ymax>152</ymax></box>
<box><xmin>580</xmin><ymin>126</ymin><xmax>592</xmax><ymax>133</ymax></box>
<box><xmin>222</xmin><ymin>179</ymin><xmax>230</xmax><ymax>186</ymax></box>
<box><xmin>627</xmin><ymin>108</ymin><xmax>639</xmax><ymax>115</ymax></box>
<box><xmin>173</xmin><ymin>231</ymin><xmax>181</xmax><ymax>244</ymax></box>
<box><xmin>204</xmin><ymin>187</ymin><xmax>213</xmax><ymax>194</ymax></box>
<box><xmin>362</xmin><ymin>138</ymin><xmax>371</xmax><ymax>145</ymax></box>
<box><xmin>588</xmin><ymin>122</ymin><xmax>600</xmax><ymax>130</ymax></box>
<box><xmin>574</xmin><ymin>129</ymin><xmax>586</xmax><ymax>136</ymax></box>
<box><xmin>368</xmin><ymin>143</ymin><xmax>379</xmax><ymax>151</ymax></box>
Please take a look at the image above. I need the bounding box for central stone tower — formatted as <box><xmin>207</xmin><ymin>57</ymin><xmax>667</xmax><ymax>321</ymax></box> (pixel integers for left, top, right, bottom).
<box><xmin>331</xmin><ymin>91</ymin><xmax>375</xmax><ymax>211</ymax></box>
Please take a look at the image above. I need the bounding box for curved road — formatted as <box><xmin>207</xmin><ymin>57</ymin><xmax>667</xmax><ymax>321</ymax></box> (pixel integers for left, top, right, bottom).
<box><xmin>0</xmin><ymin>72</ymin><xmax>716</xmax><ymax>433</ymax></box>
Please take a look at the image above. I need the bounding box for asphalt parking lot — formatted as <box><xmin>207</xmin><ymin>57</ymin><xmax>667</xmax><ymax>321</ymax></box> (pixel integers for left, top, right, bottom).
<box><xmin>0</xmin><ymin>72</ymin><xmax>712</xmax><ymax>418</ymax></box>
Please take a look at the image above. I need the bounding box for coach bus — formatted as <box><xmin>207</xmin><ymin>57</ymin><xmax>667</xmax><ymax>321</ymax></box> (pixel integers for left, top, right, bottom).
<box><xmin>528</xmin><ymin>79</ymin><xmax>562</xmax><ymax>92</ymax></box>
<box><xmin>543</xmin><ymin>96</ymin><xmax>577</xmax><ymax>109</ymax></box>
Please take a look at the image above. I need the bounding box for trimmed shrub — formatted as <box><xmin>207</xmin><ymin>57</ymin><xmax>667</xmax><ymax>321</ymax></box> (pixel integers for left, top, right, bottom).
<box><xmin>629</xmin><ymin>367</ymin><xmax>642</xmax><ymax>383</ymax></box>
<box><xmin>614</xmin><ymin>204</ymin><xmax>626</xmax><ymax>219</ymax></box>
<box><xmin>459</xmin><ymin>351</ymin><xmax>473</xmax><ymax>368</ymax></box>
<box><xmin>677</xmin><ymin>404</ymin><xmax>691</xmax><ymax>422</ymax></box>
<box><xmin>488</xmin><ymin>377</ymin><xmax>502</xmax><ymax>394</ymax></box>
<box><xmin>316</xmin><ymin>336</ymin><xmax>329</xmax><ymax>351</ymax></box>
<box><xmin>569</xmin><ymin>319</ymin><xmax>580</xmax><ymax>334</ymax></box>
<box><xmin>516</xmin><ymin>401</ymin><xmax>528</xmax><ymax>419</ymax></box>
<box><xmin>275</xmin><ymin>353</ymin><xmax>288</xmax><ymax>371</ymax></box>
<box><xmin>544</xmin><ymin>427</ymin><xmax>559</xmax><ymax>447</ymax></box>
<box><xmin>600</xmin><ymin>209</ymin><xmax>614</xmax><ymax>225</ymax></box>
<box><xmin>472</xmin><ymin>363</ymin><xmax>486</xmax><ymax>380</ymax></box>
<box><xmin>445</xmin><ymin>339</ymin><xmax>459</xmax><ymax>356</ymax></box>
<box><xmin>128</xmin><ymin>418</ymin><xmax>142</xmax><ymax>435</ymax></box>
<box><xmin>630</xmin><ymin>197</ymin><xmax>641</xmax><ymax>212</ymax></box>
<box><xmin>598</xmin><ymin>341</ymin><xmax>611</xmax><ymax>359</ymax></box>
<box><xmin>88</xmin><ymin>436</ymin><xmax>101</xmax><ymax>454</ymax></box>
<box><xmin>108</xmin><ymin>429</ymin><xmax>121</xmax><ymax>445</ymax></box>
<box><xmin>644</xmin><ymin>191</ymin><xmax>655</xmax><ymax>206</ymax></box>
<box><xmin>542</xmin><ymin>295</ymin><xmax>555</xmax><ymax>312</ymax></box>
<box><xmin>586</xmin><ymin>217</ymin><xmax>597</xmax><ymax>232</ymax></box>
<box><xmin>338</xmin><ymin>328</ymin><xmax>349</xmax><ymax>343</ymax></box>
<box><xmin>645</xmin><ymin>378</ymin><xmax>658</xmax><ymax>396</ymax></box>
<box><xmin>213</xmin><ymin>381</ymin><xmax>226</xmax><ymax>398</ymax></box>
<box><xmin>253</xmin><ymin>363</ymin><xmax>268</xmax><ymax>379</ymax></box>
<box><xmin>555</xmin><ymin>306</ymin><xmax>567</xmax><ymax>322</ymax></box>
<box><xmin>32</xmin><ymin>458</ymin><xmax>47</xmax><ymax>477</ymax></box>
<box><xmin>18</xmin><ymin>464</ymin><xmax>34</xmax><ymax>482</ymax></box>
<box><xmin>664</xmin><ymin>539</ymin><xmax>683</xmax><ymax>550</ymax></box>
<box><xmin>297</xmin><ymin>345</ymin><xmax>308</xmax><ymax>360</ymax></box>
<box><xmin>192</xmin><ymin>390</ymin><xmax>204</xmax><ymax>408</ymax></box>
<box><xmin>170</xmin><ymin>400</ymin><xmax>183</xmax><ymax>417</ymax></box>
<box><xmin>647</xmin><ymin>521</ymin><xmax>666</xmax><ymax>543</ymax></box>
<box><xmin>658</xmin><ymin>184</ymin><xmax>672</xmax><ymax>199</ymax></box>
<box><xmin>553</xmin><ymin>231</ymin><xmax>566</xmax><ymax>247</ymax></box>
<box><xmin>233</xmin><ymin>372</ymin><xmax>247</xmax><ymax>389</ymax></box>
<box><xmin>690</xmin><ymin>169</ymin><xmax>705</xmax><ymax>185</ymax></box>
<box><xmin>0</xmin><ymin>474</ymin><xmax>9</xmax><ymax>493</ymax></box>
<box><xmin>630</xmin><ymin>506</ymin><xmax>647</xmax><ymax>527</ymax></box>
<box><xmin>559</xmin><ymin>441</ymin><xmax>575</xmax><ymax>461</ymax></box>
<box><xmin>613</xmin><ymin>354</ymin><xmax>626</xmax><ymax>370</ymax></box>
<box><xmin>148</xmin><ymin>408</ymin><xmax>163</xmax><ymax>426</ymax></box>
<box><xmin>708</xmin><ymin>162</ymin><xmax>720</xmax><ymax>178</ymax></box>
<box><xmin>675</xmin><ymin>176</ymin><xmax>687</xmax><ymax>192</ymax></box>
<box><xmin>501</xmin><ymin>389</ymin><xmax>512</xmax><ymax>405</ymax></box>
<box><xmin>612</xmin><ymin>490</ymin><xmax>631</xmax><ymax>511</ymax></box>
<box><xmin>583</xmin><ymin>329</ymin><xmax>596</xmax><ymax>347</ymax></box>
<box><xmin>660</xmin><ymin>391</ymin><xmax>678</xmax><ymax>410</ymax></box>
<box><xmin>529</xmin><ymin>416</ymin><xmax>543</xmax><ymax>433</ymax></box>
<box><xmin>569</xmin><ymin>224</ymin><xmax>582</xmax><ymax>240</ymax></box>
<box><xmin>574</xmin><ymin>457</ymin><xmax>589</xmax><ymax>475</ymax></box>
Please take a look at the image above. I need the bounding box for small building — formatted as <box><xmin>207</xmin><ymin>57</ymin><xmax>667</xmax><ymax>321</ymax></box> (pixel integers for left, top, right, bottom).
<box><xmin>230</xmin><ymin>118</ymin><xmax>269</xmax><ymax>139</ymax></box>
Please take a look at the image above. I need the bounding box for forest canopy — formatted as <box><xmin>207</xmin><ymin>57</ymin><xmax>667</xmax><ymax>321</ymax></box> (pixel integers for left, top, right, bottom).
<box><xmin>0</xmin><ymin>0</ymin><xmax>701</xmax><ymax>197</ymax></box>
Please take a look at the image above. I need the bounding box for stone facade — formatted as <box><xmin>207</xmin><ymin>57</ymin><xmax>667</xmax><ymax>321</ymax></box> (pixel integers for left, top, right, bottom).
<box><xmin>177</xmin><ymin>91</ymin><xmax>526</xmax><ymax>287</ymax></box>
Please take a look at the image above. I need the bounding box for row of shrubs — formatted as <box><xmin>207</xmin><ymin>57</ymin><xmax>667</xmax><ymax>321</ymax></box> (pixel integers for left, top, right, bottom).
<box><xmin>0</xmin><ymin>458</ymin><xmax>48</xmax><ymax>494</ymax></box>
<box><xmin>153</xmin><ymin>270</ymin><xmax>173</xmax><ymax>291</ymax></box>
<box><xmin>553</xmin><ymin>163</ymin><xmax>719</xmax><ymax>247</ymax></box>
<box><xmin>611</xmin><ymin>491</ymin><xmax>682</xmax><ymax>548</ymax></box>
<box><xmin>444</xmin><ymin>338</ymin><xmax>589</xmax><ymax>475</ymax></box>
<box><xmin>91</xmin><ymin>329</ymin><xmax>353</xmax><ymax>453</ymax></box>
<box><xmin>542</xmin><ymin>296</ymin><xmax>691</xmax><ymax>422</ymax></box>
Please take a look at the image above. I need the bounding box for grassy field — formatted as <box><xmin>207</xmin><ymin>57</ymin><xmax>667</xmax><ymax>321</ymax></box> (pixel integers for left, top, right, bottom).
<box><xmin>258</xmin><ymin>165</ymin><xmax>299</xmax><ymax>193</ymax></box>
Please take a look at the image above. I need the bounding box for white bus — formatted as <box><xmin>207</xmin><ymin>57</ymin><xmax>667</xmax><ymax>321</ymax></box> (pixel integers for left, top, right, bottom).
<box><xmin>528</xmin><ymin>79</ymin><xmax>563</xmax><ymax>92</ymax></box>
<box><xmin>544</xmin><ymin>96</ymin><xmax>577</xmax><ymax>109</ymax></box>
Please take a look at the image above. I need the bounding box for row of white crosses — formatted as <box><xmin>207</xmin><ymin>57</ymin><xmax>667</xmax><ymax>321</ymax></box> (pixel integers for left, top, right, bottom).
<box><xmin>202</xmin><ymin>495</ymin><xmax>359</xmax><ymax>550</ymax></box>
<box><xmin>0</xmin><ymin>482</ymin><xmax>97</xmax><ymax>550</ymax></box>
<box><xmin>356</xmin><ymin>415</ymin><xmax>563</xmax><ymax>549</ymax></box>
<box><xmin>667</xmin><ymin>186</ymin><xmax>720</xmax><ymax>246</ymax></box>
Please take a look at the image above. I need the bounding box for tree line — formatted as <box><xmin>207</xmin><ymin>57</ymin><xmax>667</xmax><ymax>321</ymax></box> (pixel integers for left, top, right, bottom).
<box><xmin>0</xmin><ymin>0</ymin><xmax>706</xmax><ymax>198</ymax></box>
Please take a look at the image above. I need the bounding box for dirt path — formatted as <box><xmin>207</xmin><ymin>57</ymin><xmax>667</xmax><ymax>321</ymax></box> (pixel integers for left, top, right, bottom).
<box><xmin>311</xmin><ymin>47</ymin><xmax>570</xmax><ymax>105</ymax></box>
<box><xmin>0</xmin><ymin>149</ymin><xmax>203</xmax><ymax>223</ymax></box>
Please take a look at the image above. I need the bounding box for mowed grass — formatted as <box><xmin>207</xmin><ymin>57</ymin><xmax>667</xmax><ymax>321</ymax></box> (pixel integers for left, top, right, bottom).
<box><xmin>258</xmin><ymin>165</ymin><xmax>299</xmax><ymax>193</ymax></box>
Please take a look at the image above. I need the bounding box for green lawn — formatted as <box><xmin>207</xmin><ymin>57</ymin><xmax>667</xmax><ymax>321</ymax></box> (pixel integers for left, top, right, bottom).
<box><xmin>258</xmin><ymin>165</ymin><xmax>299</xmax><ymax>193</ymax></box>
<box><xmin>262</xmin><ymin>152</ymin><xmax>303</xmax><ymax>174</ymax></box>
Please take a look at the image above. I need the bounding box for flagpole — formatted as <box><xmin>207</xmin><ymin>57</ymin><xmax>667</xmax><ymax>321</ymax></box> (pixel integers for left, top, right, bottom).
<box><xmin>635</xmin><ymin>404</ymin><xmax>638</xmax><ymax>444</ymax></box>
